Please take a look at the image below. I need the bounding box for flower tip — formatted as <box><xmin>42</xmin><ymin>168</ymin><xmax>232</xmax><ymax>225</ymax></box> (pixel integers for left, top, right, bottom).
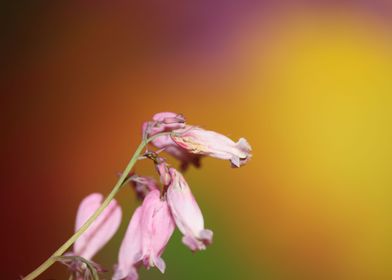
<box><xmin>237</xmin><ymin>137</ymin><xmax>252</xmax><ymax>153</ymax></box>
<box><xmin>143</xmin><ymin>256</ymin><xmax>166</xmax><ymax>274</ymax></box>
<box><xmin>154</xmin><ymin>256</ymin><xmax>166</xmax><ymax>274</ymax></box>
<box><xmin>182</xmin><ymin>235</ymin><xmax>202</xmax><ymax>251</ymax></box>
<box><xmin>200</xmin><ymin>229</ymin><xmax>213</xmax><ymax>245</ymax></box>
<box><xmin>112</xmin><ymin>266</ymin><xmax>138</xmax><ymax>280</ymax></box>
<box><xmin>231</xmin><ymin>138</ymin><xmax>252</xmax><ymax>167</ymax></box>
<box><xmin>181</xmin><ymin>230</ymin><xmax>213</xmax><ymax>252</ymax></box>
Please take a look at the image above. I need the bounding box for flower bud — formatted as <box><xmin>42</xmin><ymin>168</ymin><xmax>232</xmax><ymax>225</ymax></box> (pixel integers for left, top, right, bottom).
<box><xmin>143</xmin><ymin>112</ymin><xmax>185</xmax><ymax>137</ymax></box>
<box><xmin>155</xmin><ymin>158</ymin><xmax>171</xmax><ymax>186</ymax></box>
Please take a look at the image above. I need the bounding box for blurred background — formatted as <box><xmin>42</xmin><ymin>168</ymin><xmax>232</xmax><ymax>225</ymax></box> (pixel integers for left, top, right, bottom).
<box><xmin>1</xmin><ymin>1</ymin><xmax>392</xmax><ymax>279</ymax></box>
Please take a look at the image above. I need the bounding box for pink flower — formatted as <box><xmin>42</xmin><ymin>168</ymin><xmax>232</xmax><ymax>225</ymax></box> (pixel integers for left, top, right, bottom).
<box><xmin>140</xmin><ymin>189</ymin><xmax>175</xmax><ymax>273</ymax></box>
<box><xmin>171</xmin><ymin>126</ymin><xmax>252</xmax><ymax>167</ymax></box>
<box><xmin>166</xmin><ymin>168</ymin><xmax>213</xmax><ymax>251</ymax></box>
<box><xmin>130</xmin><ymin>175</ymin><xmax>159</xmax><ymax>200</ymax></box>
<box><xmin>73</xmin><ymin>193</ymin><xmax>122</xmax><ymax>261</ymax></box>
<box><xmin>113</xmin><ymin>207</ymin><xmax>143</xmax><ymax>280</ymax></box>
<box><xmin>114</xmin><ymin>190</ymin><xmax>175</xmax><ymax>279</ymax></box>
<box><xmin>143</xmin><ymin>112</ymin><xmax>251</xmax><ymax>169</ymax></box>
<box><xmin>143</xmin><ymin>112</ymin><xmax>201</xmax><ymax>170</ymax></box>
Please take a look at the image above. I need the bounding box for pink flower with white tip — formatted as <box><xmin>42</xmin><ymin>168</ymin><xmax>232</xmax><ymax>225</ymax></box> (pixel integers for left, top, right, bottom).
<box><xmin>144</xmin><ymin>112</ymin><xmax>251</xmax><ymax>169</ymax></box>
<box><xmin>171</xmin><ymin>126</ymin><xmax>252</xmax><ymax>167</ymax></box>
<box><xmin>166</xmin><ymin>168</ymin><xmax>213</xmax><ymax>251</ymax></box>
<box><xmin>114</xmin><ymin>190</ymin><xmax>175</xmax><ymax>279</ymax></box>
<box><xmin>140</xmin><ymin>189</ymin><xmax>175</xmax><ymax>273</ymax></box>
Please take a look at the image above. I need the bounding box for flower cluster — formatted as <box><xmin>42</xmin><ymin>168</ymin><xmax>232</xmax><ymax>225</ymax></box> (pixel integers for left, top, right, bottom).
<box><xmin>64</xmin><ymin>112</ymin><xmax>252</xmax><ymax>280</ymax></box>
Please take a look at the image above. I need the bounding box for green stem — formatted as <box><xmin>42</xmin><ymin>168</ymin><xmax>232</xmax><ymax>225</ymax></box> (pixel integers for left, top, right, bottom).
<box><xmin>23</xmin><ymin>133</ymin><xmax>170</xmax><ymax>280</ymax></box>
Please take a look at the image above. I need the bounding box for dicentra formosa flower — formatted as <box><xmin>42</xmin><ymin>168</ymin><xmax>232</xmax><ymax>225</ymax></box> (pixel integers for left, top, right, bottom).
<box><xmin>166</xmin><ymin>168</ymin><xmax>213</xmax><ymax>251</ymax></box>
<box><xmin>171</xmin><ymin>126</ymin><xmax>252</xmax><ymax>167</ymax></box>
<box><xmin>113</xmin><ymin>190</ymin><xmax>175</xmax><ymax>280</ymax></box>
<box><xmin>62</xmin><ymin>193</ymin><xmax>121</xmax><ymax>279</ymax></box>
<box><xmin>74</xmin><ymin>193</ymin><xmax>122</xmax><ymax>261</ymax></box>
<box><xmin>143</xmin><ymin>112</ymin><xmax>252</xmax><ymax>168</ymax></box>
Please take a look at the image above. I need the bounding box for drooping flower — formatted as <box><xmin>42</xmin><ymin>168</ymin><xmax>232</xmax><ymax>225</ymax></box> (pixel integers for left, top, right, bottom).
<box><xmin>74</xmin><ymin>193</ymin><xmax>122</xmax><ymax>260</ymax></box>
<box><xmin>140</xmin><ymin>189</ymin><xmax>175</xmax><ymax>273</ymax></box>
<box><xmin>171</xmin><ymin>126</ymin><xmax>252</xmax><ymax>167</ymax></box>
<box><xmin>114</xmin><ymin>190</ymin><xmax>175</xmax><ymax>279</ymax></box>
<box><xmin>63</xmin><ymin>193</ymin><xmax>121</xmax><ymax>279</ymax></box>
<box><xmin>143</xmin><ymin>112</ymin><xmax>251</xmax><ymax>169</ymax></box>
<box><xmin>113</xmin><ymin>206</ymin><xmax>143</xmax><ymax>280</ymax></box>
<box><xmin>143</xmin><ymin>112</ymin><xmax>201</xmax><ymax>170</ymax></box>
<box><xmin>166</xmin><ymin>168</ymin><xmax>213</xmax><ymax>251</ymax></box>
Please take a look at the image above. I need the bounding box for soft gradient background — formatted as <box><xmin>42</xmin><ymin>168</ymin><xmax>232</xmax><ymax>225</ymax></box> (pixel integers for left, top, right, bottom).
<box><xmin>1</xmin><ymin>1</ymin><xmax>392</xmax><ymax>279</ymax></box>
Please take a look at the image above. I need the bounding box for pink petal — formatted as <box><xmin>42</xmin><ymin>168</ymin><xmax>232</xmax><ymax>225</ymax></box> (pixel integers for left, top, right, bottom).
<box><xmin>73</xmin><ymin>193</ymin><xmax>122</xmax><ymax>260</ymax></box>
<box><xmin>113</xmin><ymin>206</ymin><xmax>143</xmax><ymax>280</ymax></box>
<box><xmin>166</xmin><ymin>168</ymin><xmax>213</xmax><ymax>251</ymax></box>
<box><xmin>140</xmin><ymin>190</ymin><xmax>175</xmax><ymax>272</ymax></box>
<box><xmin>171</xmin><ymin>127</ymin><xmax>252</xmax><ymax>167</ymax></box>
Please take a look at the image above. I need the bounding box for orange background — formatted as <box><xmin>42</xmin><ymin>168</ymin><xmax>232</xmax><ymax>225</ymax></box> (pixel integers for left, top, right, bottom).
<box><xmin>2</xmin><ymin>1</ymin><xmax>392</xmax><ymax>279</ymax></box>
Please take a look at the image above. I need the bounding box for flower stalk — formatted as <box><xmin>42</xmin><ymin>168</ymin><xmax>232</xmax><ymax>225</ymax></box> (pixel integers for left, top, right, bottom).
<box><xmin>23</xmin><ymin>133</ymin><xmax>170</xmax><ymax>280</ymax></box>
<box><xmin>23</xmin><ymin>112</ymin><xmax>252</xmax><ymax>280</ymax></box>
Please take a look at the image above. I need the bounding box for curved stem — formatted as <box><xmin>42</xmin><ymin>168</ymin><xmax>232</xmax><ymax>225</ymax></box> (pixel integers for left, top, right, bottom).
<box><xmin>23</xmin><ymin>133</ymin><xmax>170</xmax><ymax>280</ymax></box>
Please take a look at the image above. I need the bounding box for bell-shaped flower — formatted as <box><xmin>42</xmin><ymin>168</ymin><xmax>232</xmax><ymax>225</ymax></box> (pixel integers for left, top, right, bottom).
<box><xmin>113</xmin><ymin>206</ymin><xmax>143</xmax><ymax>280</ymax></box>
<box><xmin>171</xmin><ymin>126</ymin><xmax>252</xmax><ymax>167</ymax></box>
<box><xmin>130</xmin><ymin>175</ymin><xmax>159</xmax><ymax>200</ymax></box>
<box><xmin>114</xmin><ymin>190</ymin><xmax>175</xmax><ymax>279</ymax></box>
<box><xmin>140</xmin><ymin>189</ymin><xmax>175</xmax><ymax>273</ymax></box>
<box><xmin>73</xmin><ymin>193</ymin><xmax>122</xmax><ymax>260</ymax></box>
<box><xmin>166</xmin><ymin>168</ymin><xmax>213</xmax><ymax>251</ymax></box>
<box><xmin>61</xmin><ymin>193</ymin><xmax>121</xmax><ymax>279</ymax></box>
